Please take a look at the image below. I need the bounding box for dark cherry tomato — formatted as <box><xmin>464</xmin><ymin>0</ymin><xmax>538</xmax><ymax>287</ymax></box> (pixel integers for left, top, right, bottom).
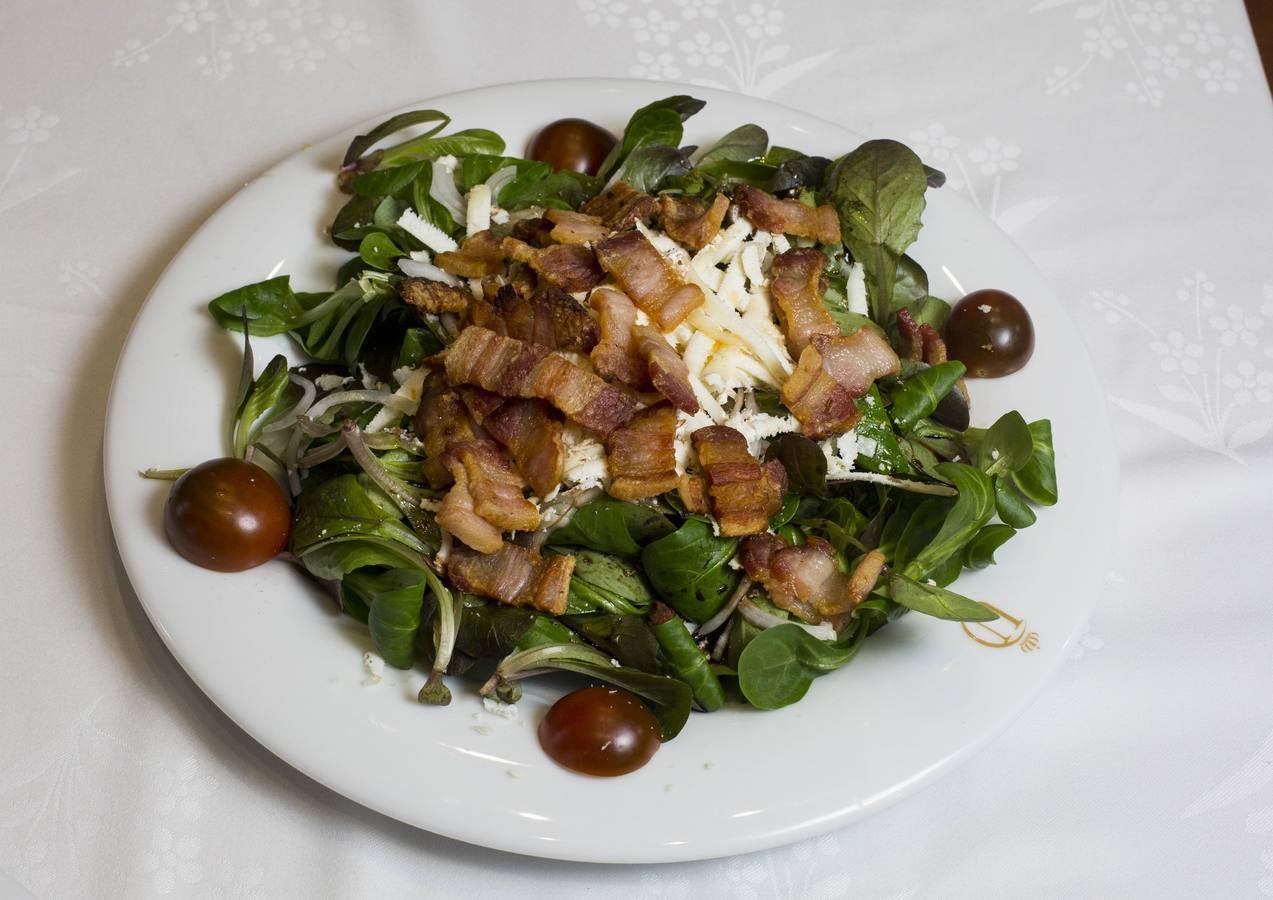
<box><xmin>538</xmin><ymin>686</ymin><xmax>661</xmax><ymax>776</ymax></box>
<box><xmin>943</xmin><ymin>289</ymin><xmax>1036</xmax><ymax>378</ymax></box>
<box><xmin>164</xmin><ymin>458</ymin><xmax>292</xmax><ymax>572</ymax></box>
<box><xmin>525</xmin><ymin>118</ymin><xmax>617</xmax><ymax>176</ymax></box>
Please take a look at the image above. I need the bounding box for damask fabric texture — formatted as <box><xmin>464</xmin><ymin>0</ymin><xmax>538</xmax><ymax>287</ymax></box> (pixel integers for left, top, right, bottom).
<box><xmin>1</xmin><ymin>0</ymin><xmax>1271</xmax><ymax>896</ymax></box>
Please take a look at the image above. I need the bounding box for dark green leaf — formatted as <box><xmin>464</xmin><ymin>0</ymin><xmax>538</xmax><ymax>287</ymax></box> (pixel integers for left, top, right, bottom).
<box><xmin>561</xmin><ymin>613</ymin><xmax>663</xmax><ymax>673</ymax></box>
<box><xmin>697</xmin><ymin>123</ymin><xmax>768</xmax><ymax>167</ymax></box>
<box><xmin>516</xmin><ymin>614</ymin><xmax>579</xmax><ymax>651</ymax></box>
<box><xmin>964</xmin><ymin>524</ymin><xmax>1016</xmax><ymax>569</ymax></box>
<box><xmin>453</xmin><ymin>604</ymin><xmax>536</xmax><ymax>660</ymax></box>
<box><xmin>923</xmin><ymin>164</ymin><xmax>947</xmax><ymax>188</ymax></box>
<box><xmin>380</xmin><ymin>128</ymin><xmax>505</xmax><ymax>167</ymax></box>
<box><xmin>737</xmin><ymin>623</ymin><xmax>867</xmax><ymax>710</ymax></box>
<box><xmin>395</xmin><ymin>327</ymin><xmax>442</xmax><ymax>370</ymax></box>
<box><xmin>599</xmin><ymin>95</ymin><xmax>705</xmax><ymax>178</ymax></box>
<box><xmin>651</xmin><ymin>608</ymin><xmax>724</xmax><ymax>711</ymax></box>
<box><xmin>975</xmin><ymin>410</ymin><xmax>1034</xmax><ymax>476</ymax></box>
<box><xmin>499</xmin><ymin>169</ymin><xmax>602</xmax><ymax>211</ymax></box>
<box><xmin>852</xmin><ymin>386</ymin><xmax>911</xmax><ymax>474</ymax></box>
<box><xmin>345</xmin><ymin>569</ymin><xmax>427</xmax><ymax>668</ymax></box>
<box><xmin>342</xmin><ymin>109</ymin><xmax>449</xmax><ymax>168</ymax></box>
<box><xmin>825</xmin><ymin>139</ymin><xmax>928</xmax><ymax>324</ymax></box>
<box><xmin>350</xmin><ymin>161</ymin><xmax>428</xmax><ymax>198</ymax></box>
<box><xmin>547</xmin><ymin>496</ymin><xmax>674</xmax><ymax>557</ymax></box>
<box><xmin>358</xmin><ymin>232</ymin><xmax>405</xmax><ymax>271</ymax></box>
<box><xmin>641</xmin><ymin>519</ymin><xmax>739</xmax><ymax>623</ymax></box>
<box><xmin>208</xmin><ymin>276</ymin><xmax>304</xmax><ymax>336</ymax></box>
<box><xmin>888</xmin><ymin>572</ymin><xmax>998</xmax><ymax>622</ymax></box>
<box><xmin>893</xmin><ymin>254</ymin><xmax>929</xmax><ymax>307</ymax></box>
<box><xmin>563</xmin><ymin>548</ymin><xmax>656</xmax><ymax>615</ymax></box>
<box><xmin>232</xmin><ymin>354</ymin><xmax>291</xmax><ymax>458</ymax></box>
<box><xmin>1011</xmin><ymin>419</ymin><xmax>1058</xmax><ymax>506</ymax></box>
<box><xmin>764</xmin><ymin>433</ymin><xmax>827</xmax><ymax>497</ymax></box>
<box><xmin>617</xmin><ymin>145</ymin><xmax>695</xmax><ymax>193</ymax></box>
<box><xmin>888</xmin><ymin>361</ymin><xmax>967</xmax><ymax>432</ymax></box>
<box><xmin>291</xmin><ymin>474</ymin><xmax>428</xmax><ymax>558</ymax></box>
<box><xmin>892</xmin><ymin>497</ymin><xmax>953</xmax><ymax>572</ymax></box>
<box><xmin>903</xmin><ymin>462</ymin><xmax>995</xmax><ymax>580</ymax></box>
<box><xmin>995</xmin><ymin>476</ymin><xmax>1037</xmax><ymax>528</ymax></box>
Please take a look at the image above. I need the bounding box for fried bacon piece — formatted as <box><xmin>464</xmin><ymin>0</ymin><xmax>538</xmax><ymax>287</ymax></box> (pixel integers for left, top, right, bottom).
<box><xmin>589</xmin><ymin>286</ymin><xmax>645</xmax><ymax>387</ymax></box>
<box><xmin>739</xmin><ymin>536</ymin><xmax>883</xmax><ymax>625</ymax></box>
<box><xmin>462</xmin><ymin>392</ymin><xmax>566</xmax><ymax>499</ymax></box>
<box><xmin>605</xmin><ymin>403</ymin><xmax>678</xmax><ymax>500</ymax></box>
<box><xmin>770</xmin><ymin>247</ymin><xmax>837</xmax><ymax>356</ymax></box>
<box><xmin>436</xmin><ymin>440</ymin><xmax>540</xmax><ymax>553</ymax></box>
<box><xmin>895</xmin><ymin>308</ymin><xmax>967</xmax><ymax>404</ymax></box>
<box><xmin>588</xmin><ymin>287</ymin><xmax>698</xmax><ymax>412</ymax></box>
<box><xmin>733</xmin><ymin>185</ymin><xmax>842</xmax><ymax>245</ymax></box>
<box><xmin>471</xmin><ymin>282</ymin><xmax>598</xmax><ymax>352</ymax></box>
<box><xmin>581</xmin><ymin>181</ymin><xmax>659</xmax><ymax>230</ymax></box>
<box><xmin>691</xmin><ymin>426</ymin><xmax>787</xmax><ymax>536</ymax></box>
<box><xmin>677</xmin><ymin>474</ymin><xmax>709</xmax><ymax>514</ymax></box>
<box><xmin>399</xmin><ymin>278</ymin><xmax>470</xmax><ymax>315</ymax></box>
<box><xmin>510</xmin><ymin>215</ymin><xmax>555</xmax><ymax>248</ymax></box>
<box><xmin>414</xmin><ymin>372</ymin><xmax>484</xmax><ymax>488</ymax></box>
<box><xmin>446</xmin><ymin>543</ymin><xmax>575</xmax><ymax>615</ymax></box>
<box><xmin>658</xmin><ymin>193</ymin><xmax>730</xmax><ymax>250</ymax></box>
<box><xmin>445</xmin><ymin>326</ymin><xmax>638</xmax><ymax>435</ymax></box>
<box><xmin>544</xmin><ymin>208</ymin><xmax>610</xmax><ymax>245</ymax></box>
<box><xmin>782</xmin><ymin>329</ymin><xmax>901</xmax><ymax>439</ymax></box>
<box><xmin>633</xmin><ymin>325</ymin><xmax>698</xmax><ymax>414</ymax></box>
<box><xmin>501</xmin><ymin>237</ymin><xmax>604</xmax><ymax>293</ymax></box>
<box><xmin>594</xmin><ymin>230</ymin><xmax>705</xmax><ymax>331</ymax></box>
<box><xmin>434</xmin><ymin>229</ymin><xmax>504</xmax><ymax>278</ymax></box>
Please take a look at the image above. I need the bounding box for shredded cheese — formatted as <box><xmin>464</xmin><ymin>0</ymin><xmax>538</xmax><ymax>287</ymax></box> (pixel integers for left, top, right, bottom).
<box><xmin>397</xmin><ymin>209</ymin><xmax>458</xmax><ymax>253</ymax></box>
<box><xmin>465</xmin><ymin>184</ymin><xmax>492</xmax><ymax>236</ymax></box>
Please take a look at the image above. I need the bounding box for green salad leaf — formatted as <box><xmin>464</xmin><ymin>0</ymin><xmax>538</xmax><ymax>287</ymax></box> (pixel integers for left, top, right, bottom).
<box><xmin>641</xmin><ymin>519</ymin><xmax>739</xmax><ymax>623</ymax></box>
<box><xmin>547</xmin><ymin>496</ymin><xmax>674</xmax><ymax>558</ymax></box>
<box><xmin>888</xmin><ymin>572</ymin><xmax>998</xmax><ymax>622</ymax></box>
<box><xmin>737</xmin><ymin>623</ymin><xmax>868</xmax><ymax>710</ymax></box>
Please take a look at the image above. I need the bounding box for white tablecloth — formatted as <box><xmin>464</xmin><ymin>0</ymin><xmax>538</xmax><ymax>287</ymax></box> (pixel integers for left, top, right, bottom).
<box><xmin>3</xmin><ymin>0</ymin><xmax>1272</xmax><ymax>896</ymax></box>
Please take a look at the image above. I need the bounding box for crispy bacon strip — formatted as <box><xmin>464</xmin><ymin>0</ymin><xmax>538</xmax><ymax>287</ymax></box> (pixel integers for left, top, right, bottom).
<box><xmin>443</xmin><ymin>439</ymin><xmax>540</xmax><ymax>531</ymax></box>
<box><xmin>594</xmin><ymin>230</ymin><xmax>705</xmax><ymax>331</ymax></box>
<box><xmin>739</xmin><ymin>535</ymin><xmax>880</xmax><ymax>624</ymax></box>
<box><xmin>445</xmin><ymin>326</ymin><xmax>638</xmax><ymax>435</ymax></box>
<box><xmin>436</xmin><ymin>459</ymin><xmax>502</xmax><ymax>553</ymax></box>
<box><xmin>509</xmin><ymin>215</ymin><xmax>555</xmax><ymax>248</ymax></box>
<box><xmin>501</xmin><ymin>237</ymin><xmax>604</xmax><ymax>293</ymax></box>
<box><xmin>605</xmin><ymin>403</ymin><xmax>678</xmax><ymax>500</ymax></box>
<box><xmin>589</xmin><ymin>286</ymin><xmax>645</xmax><ymax>387</ymax></box>
<box><xmin>481</xmin><ymin>398</ymin><xmax>566</xmax><ymax>499</ymax></box>
<box><xmin>633</xmin><ymin>325</ymin><xmax>698</xmax><ymax>414</ymax></box>
<box><xmin>691</xmin><ymin>426</ymin><xmax>786</xmax><ymax>536</ymax></box>
<box><xmin>471</xmin><ymin>282</ymin><xmax>598</xmax><ymax>352</ymax></box>
<box><xmin>658</xmin><ymin>193</ymin><xmax>730</xmax><ymax>250</ymax></box>
<box><xmin>770</xmin><ymin>247</ymin><xmax>837</xmax><ymax>356</ymax></box>
<box><xmin>413</xmin><ymin>372</ymin><xmax>484</xmax><ymax>488</ymax></box>
<box><xmin>399</xmin><ymin>278</ymin><xmax>470</xmax><ymax>315</ymax></box>
<box><xmin>734</xmin><ymin>184</ymin><xmax>841</xmax><ymax>245</ymax></box>
<box><xmin>587</xmin><ymin>286</ymin><xmax>698</xmax><ymax>412</ymax></box>
<box><xmin>435</xmin><ymin>229</ymin><xmax>504</xmax><ymax>278</ymax></box>
<box><xmin>782</xmin><ymin>329</ymin><xmax>900</xmax><ymax>439</ymax></box>
<box><xmin>581</xmin><ymin>181</ymin><xmax>659</xmax><ymax>230</ymax></box>
<box><xmin>677</xmin><ymin>474</ymin><xmax>709</xmax><ymax>514</ymax></box>
<box><xmin>446</xmin><ymin>543</ymin><xmax>575</xmax><ymax>615</ymax></box>
<box><xmin>544</xmin><ymin>208</ymin><xmax>610</xmax><ymax>245</ymax></box>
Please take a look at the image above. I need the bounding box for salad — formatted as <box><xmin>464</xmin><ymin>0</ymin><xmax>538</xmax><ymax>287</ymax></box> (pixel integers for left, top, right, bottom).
<box><xmin>155</xmin><ymin>95</ymin><xmax>1057</xmax><ymax>777</ymax></box>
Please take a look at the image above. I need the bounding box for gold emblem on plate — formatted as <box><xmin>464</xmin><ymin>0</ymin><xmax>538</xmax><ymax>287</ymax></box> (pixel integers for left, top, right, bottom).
<box><xmin>962</xmin><ymin>604</ymin><xmax>1040</xmax><ymax>653</ymax></box>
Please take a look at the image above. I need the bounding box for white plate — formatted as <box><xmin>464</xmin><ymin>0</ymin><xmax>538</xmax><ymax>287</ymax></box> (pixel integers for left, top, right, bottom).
<box><xmin>104</xmin><ymin>79</ymin><xmax>1118</xmax><ymax>863</ymax></box>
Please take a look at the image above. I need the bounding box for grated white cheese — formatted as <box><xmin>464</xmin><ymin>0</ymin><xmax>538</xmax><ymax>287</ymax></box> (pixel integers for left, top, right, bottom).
<box><xmin>722</xmin><ymin>391</ymin><xmax>800</xmax><ymax>457</ymax></box>
<box><xmin>771</xmin><ymin>233</ymin><xmax>791</xmax><ymax>254</ymax></box>
<box><xmin>691</xmin><ymin>218</ymin><xmax>752</xmax><ymax>275</ymax></box>
<box><xmin>482</xmin><ymin>697</ymin><xmax>520</xmax><ymax>719</ymax></box>
<box><xmin>366</xmin><ymin>366</ymin><xmax>427</xmax><ymax>432</ymax></box>
<box><xmin>821</xmin><ymin>430</ymin><xmax>861</xmax><ymax>480</ymax></box>
<box><xmin>845</xmin><ymin>262</ymin><xmax>868</xmax><ymax>315</ymax></box>
<box><xmin>398</xmin><ymin>257</ymin><xmax>462</xmax><ymax>285</ymax></box>
<box><xmin>561</xmin><ymin>422</ymin><xmax>608</xmax><ymax>490</ymax></box>
<box><xmin>362</xmin><ymin>651</ymin><xmax>384</xmax><ymax>685</ymax></box>
<box><xmin>465</xmin><ymin>183</ymin><xmax>492</xmax><ymax>236</ymax></box>
<box><xmin>314</xmin><ymin>374</ymin><xmax>350</xmax><ymax>392</ymax></box>
<box><xmin>674</xmin><ymin>409</ymin><xmax>714</xmax><ymax>474</ymax></box>
<box><xmin>397</xmin><ymin>209</ymin><xmax>458</xmax><ymax>253</ymax></box>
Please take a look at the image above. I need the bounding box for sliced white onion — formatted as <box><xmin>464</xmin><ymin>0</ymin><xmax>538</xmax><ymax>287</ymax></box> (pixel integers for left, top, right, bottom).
<box><xmin>738</xmin><ymin>597</ymin><xmax>838</xmax><ymax>641</ymax></box>
<box><xmin>304</xmin><ymin>389</ymin><xmax>416</xmax><ymax>424</ymax></box>
<box><xmin>430</xmin><ymin>158</ymin><xmax>467</xmax><ymax>224</ymax></box>
<box><xmin>262</xmin><ymin>374</ymin><xmax>317</xmax><ymax>434</ymax></box>
<box><xmin>397</xmin><ymin>258</ymin><xmax>462</xmax><ymax>285</ymax></box>
<box><xmin>484</xmin><ymin>164</ymin><xmax>518</xmax><ymax>201</ymax></box>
